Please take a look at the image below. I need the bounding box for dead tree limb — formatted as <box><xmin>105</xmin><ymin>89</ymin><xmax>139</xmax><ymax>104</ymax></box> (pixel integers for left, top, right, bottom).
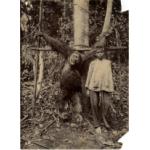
<box><xmin>40</xmin><ymin>120</ymin><xmax>56</xmax><ymax>135</ymax></box>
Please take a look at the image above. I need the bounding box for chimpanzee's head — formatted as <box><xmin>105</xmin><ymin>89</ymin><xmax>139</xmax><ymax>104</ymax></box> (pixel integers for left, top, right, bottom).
<box><xmin>69</xmin><ymin>52</ymin><xmax>82</xmax><ymax>66</ymax></box>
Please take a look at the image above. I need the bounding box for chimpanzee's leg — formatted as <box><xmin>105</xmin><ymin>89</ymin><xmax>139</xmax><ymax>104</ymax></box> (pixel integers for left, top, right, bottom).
<box><xmin>59</xmin><ymin>89</ymin><xmax>71</xmax><ymax>113</ymax></box>
<box><xmin>72</xmin><ymin>92</ymin><xmax>83</xmax><ymax>122</ymax></box>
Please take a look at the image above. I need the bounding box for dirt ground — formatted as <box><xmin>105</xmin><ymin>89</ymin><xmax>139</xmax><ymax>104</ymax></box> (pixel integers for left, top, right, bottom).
<box><xmin>21</xmin><ymin>116</ymin><xmax>127</xmax><ymax>149</ymax></box>
<box><xmin>21</xmin><ymin>64</ymin><xmax>128</xmax><ymax>149</ymax></box>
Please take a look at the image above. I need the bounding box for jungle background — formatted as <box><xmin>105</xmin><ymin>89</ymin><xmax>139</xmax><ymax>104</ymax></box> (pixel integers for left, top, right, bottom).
<box><xmin>21</xmin><ymin>0</ymin><xmax>128</xmax><ymax>149</ymax></box>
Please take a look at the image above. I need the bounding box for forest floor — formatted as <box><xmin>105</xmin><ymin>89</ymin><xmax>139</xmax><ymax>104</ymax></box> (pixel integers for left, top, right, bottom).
<box><xmin>21</xmin><ymin>115</ymin><xmax>126</xmax><ymax>149</ymax></box>
<box><xmin>21</xmin><ymin>64</ymin><xmax>128</xmax><ymax>149</ymax></box>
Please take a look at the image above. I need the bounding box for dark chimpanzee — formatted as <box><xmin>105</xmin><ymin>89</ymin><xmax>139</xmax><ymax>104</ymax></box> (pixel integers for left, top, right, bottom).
<box><xmin>35</xmin><ymin>32</ymin><xmax>84</xmax><ymax>122</ymax></box>
<box><xmin>59</xmin><ymin>52</ymin><xmax>83</xmax><ymax>122</ymax></box>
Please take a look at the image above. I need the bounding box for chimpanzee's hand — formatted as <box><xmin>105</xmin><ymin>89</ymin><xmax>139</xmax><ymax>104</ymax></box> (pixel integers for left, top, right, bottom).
<box><xmin>86</xmin><ymin>89</ymin><xmax>90</xmax><ymax>96</ymax></box>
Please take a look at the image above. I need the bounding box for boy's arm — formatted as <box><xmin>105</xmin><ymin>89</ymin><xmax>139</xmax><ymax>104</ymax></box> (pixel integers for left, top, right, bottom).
<box><xmin>107</xmin><ymin>60</ymin><xmax>114</xmax><ymax>92</ymax></box>
<box><xmin>85</xmin><ymin>61</ymin><xmax>95</xmax><ymax>88</ymax></box>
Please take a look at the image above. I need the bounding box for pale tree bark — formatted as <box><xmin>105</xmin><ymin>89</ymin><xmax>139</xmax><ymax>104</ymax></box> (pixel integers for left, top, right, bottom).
<box><xmin>73</xmin><ymin>0</ymin><xmax>90</xmax><ymax>50</ymax></box>
<box><xmin>102</xmin><ymin>0</ymin><xmax>113</xmax><ymax>33</ymax></box>
<box><xmin>94</xmin><ymin>0</ymin><xmax>113</xmax><ymax>47</ymax></box>
<box><xmin>36</xmin><ymin>0</ymin><xmax>44</xmax><ymax>98</ymax></box>
<box><xmin>32</xmin><ymin>0</ymin><xmax>43</xmax><ymax>116</ymax></box>
<box><xmin>36</xmin><ymin>52</ymin><xmax>44</xmax><ymax>97</ymax></box>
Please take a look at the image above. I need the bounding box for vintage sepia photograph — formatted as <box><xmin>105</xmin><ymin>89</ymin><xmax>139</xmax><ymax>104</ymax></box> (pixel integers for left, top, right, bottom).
<box><xmin>21</xmin><ymin>0</ymin><xmax>128</xmax><ymax>149</ymax></box>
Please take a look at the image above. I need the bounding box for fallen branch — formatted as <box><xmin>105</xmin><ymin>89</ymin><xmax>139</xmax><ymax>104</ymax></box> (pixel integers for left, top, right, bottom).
<box><xmin>32</xmin><ymin>141</ymin><xmax>49</xmax><ymax>149</ymax></box>
<box><xmin>40</xmin><ymin>120</ymin><xmax>56</xmax><ymax>135</ymax></box>
<box><xmin>21</xmin><ymin>115</ymin><xmax>29</xmax><ymax>122</ymax></box>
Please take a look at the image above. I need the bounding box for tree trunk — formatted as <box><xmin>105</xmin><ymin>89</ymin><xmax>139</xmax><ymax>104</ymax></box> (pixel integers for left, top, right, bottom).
<box><xmin>94</xmin><ymin>0</ymin><xmax>113</xmax><ymax>47</ymax></box>
<box><xmin>36</xmin><ymin>52</ymin><xmax>44</xmax><ymax>97</ymax></box>
<box><xmin>32</xmin><ymin>54</ymin><xmax>38</xmax><ymax>117</ymax></box>
<box><xmin>36</xmin><ymin>0</ymin><xmax>44</xmax><ymax>98</ymax></box>
<box><xmin>73</xmin><ymin>0</ymin><xmax>90</xmax><ymax>50</ymax></box>
<box><xmin>102</xmin><ymin>0</ymin><xmax>113</xmax><ymax>34</ymax></box>
<box><xmin>32</xmin><ymin>0</ymin><xmax>43</xmax><ymax>116</ymax></box>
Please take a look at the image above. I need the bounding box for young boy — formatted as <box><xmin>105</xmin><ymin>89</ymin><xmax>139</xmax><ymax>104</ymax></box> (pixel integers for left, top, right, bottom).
<box><xmin>85</xmin><ymin>49</ymin><xmax>114</xmax><ymax>134</ymax></box>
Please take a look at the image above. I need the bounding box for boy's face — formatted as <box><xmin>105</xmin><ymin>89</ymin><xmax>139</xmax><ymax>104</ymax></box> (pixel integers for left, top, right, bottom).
<box><xmin>95</xmin><ymin>52</ymin><xmax>104</xmax><ymax>59</ymax></box>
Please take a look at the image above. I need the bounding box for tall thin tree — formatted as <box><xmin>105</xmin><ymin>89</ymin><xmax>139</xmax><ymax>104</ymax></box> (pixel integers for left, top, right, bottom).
<box><xmin>32</xmin><ymin>0</ymin><xmax>43</xmax><ymax>117</ymax></box>
<box><xmin>95</xmin><ymin>0</ymin><xmax>113</xmax><ymax>47</ymax></box>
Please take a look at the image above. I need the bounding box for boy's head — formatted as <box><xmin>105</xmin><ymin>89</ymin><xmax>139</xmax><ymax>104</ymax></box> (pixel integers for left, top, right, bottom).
<box><xmin>95</xmin><ymin>48</ymin><xmax>105</xmax><ymax>59</ymax></box>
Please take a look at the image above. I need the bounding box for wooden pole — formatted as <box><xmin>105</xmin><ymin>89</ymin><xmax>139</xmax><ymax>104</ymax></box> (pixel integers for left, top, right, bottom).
<box><xmin>36</xmin><ymin>0</ymin><xmax>44</xmax><ymax>97</ymax></box>
<box><xmin>32</xmin><ymin>0</ymin><xmax>43</xmax><ymax>117</ymax></box>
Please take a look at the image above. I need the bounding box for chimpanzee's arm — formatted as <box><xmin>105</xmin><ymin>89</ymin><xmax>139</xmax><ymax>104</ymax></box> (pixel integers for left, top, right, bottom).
<box><xmin>37</xmin><ymin>32</ymin><xmax>74</xmax><ymax>59</ymax></box>
<box><xmin>81</xmin><ymin>48</ymin><xmax>104</xmax><ymax>63</ymax></box>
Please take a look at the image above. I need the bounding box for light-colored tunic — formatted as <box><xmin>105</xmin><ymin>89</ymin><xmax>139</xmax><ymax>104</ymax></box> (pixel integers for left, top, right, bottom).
<box><xmin>85</xmin><ymin>58</ymin><xmax>114</xmax><ymax>92</ymax></box>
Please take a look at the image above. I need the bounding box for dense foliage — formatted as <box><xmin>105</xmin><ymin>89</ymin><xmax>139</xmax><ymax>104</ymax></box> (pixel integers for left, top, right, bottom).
<box><xmin>21</xmin><ymin>0</ymin><xmax>128</xmax><ymax>149</ymax></box>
